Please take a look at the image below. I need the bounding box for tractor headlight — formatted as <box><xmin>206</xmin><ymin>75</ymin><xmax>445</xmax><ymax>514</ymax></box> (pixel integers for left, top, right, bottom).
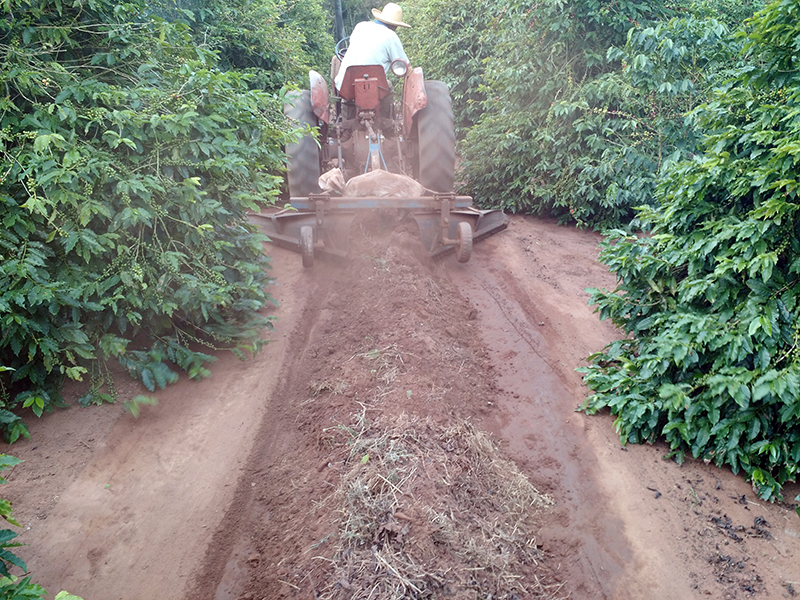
<box><xmin>390</xmin><ymin>59</ymin><xmax>408</xmax><ymax>78</ymax></box>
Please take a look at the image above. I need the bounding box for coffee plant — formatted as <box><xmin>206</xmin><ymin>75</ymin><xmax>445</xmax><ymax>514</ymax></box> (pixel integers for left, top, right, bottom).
<box><xmin>405</xmin><ymin>0</ymin><xmax>760</xmax><ymax>227</ymax></box>
<box><xmin>466</xmin><ymin>0</ymin><xmax>761</xmax><ymax>227</ymax></box>
<box><xmin>404</xmin><ymin>0</ymin><xmax>507</xmax><ymax>135</ymax></box>
<box><xmin>0</xmin><ymin>0</ymin><xmax>319</xmax><ymax>438</ymax></box>
<box><xmin>151</xmin><ymin>0</ymin><xmax>334</xmax><ymax>92</ymax></box>
<box><xmin>581</xmin><ymin>0</ymin><xmax>800</xmax><ymax>501</ymax></box>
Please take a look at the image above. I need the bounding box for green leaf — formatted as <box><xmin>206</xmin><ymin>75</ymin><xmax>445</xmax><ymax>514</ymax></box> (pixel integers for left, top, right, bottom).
<box><xmin>5</xmin><ymin>423</ymin><xmax>29</xmax><ymax>446</ymax></box>
<box><xmin>0</xmin><ymin>456</ymin><xmax>22</xmax><ymax>475</ymax></box>
<box><xmin>140</xmin><ymin>369</ymin><xmax>156</xmax><ymax>392</ymax></box>
<box><xmin>123</xmin><ymin>396</ymin><xmax>158</xmax><ymax>419</ymax></box>
<box><xmin>33</xmin><ymin>133</ymin><xmax>66</xmax><ymax>153</ymax></box>
<box><xmin>0</xmin><ymin>499</ymin><xmax>14</xmax><ymax>520</ymax></box>
<box><xmin>0</xmin><ymin>530</ymin><xmax>18</xmax><ymax>545</ymax></box>
<box><xmin>0</xmin><ymin>547</ymin><xmax>27</xmax><ymax>572</ymax></box>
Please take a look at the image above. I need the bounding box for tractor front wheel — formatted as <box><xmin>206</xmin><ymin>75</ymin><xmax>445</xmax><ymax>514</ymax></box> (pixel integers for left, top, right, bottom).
<box><xmin>285</xmin><ymin>90</ymin><xmax>321</xmax><ymax>198</ymax></box>
<box><xmin>414</xmin><ymin>81</ymin><xmax>455</xmax><ymax>193</ymax></box>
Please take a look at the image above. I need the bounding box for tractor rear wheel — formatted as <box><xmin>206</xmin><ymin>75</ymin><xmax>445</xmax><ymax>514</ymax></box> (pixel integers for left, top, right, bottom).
<box><xmin>415</xmin><ymin>81</ymin><xmax>455</xmax><ymax>193</ymax></box>
<box><xmin>285</xmin><ymin>90</ymin><xmax>321</xmax><ymax>197</ymax></box>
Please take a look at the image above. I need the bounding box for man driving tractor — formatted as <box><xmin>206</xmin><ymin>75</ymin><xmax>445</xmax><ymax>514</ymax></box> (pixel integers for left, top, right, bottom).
<box><xmin>333</xmin><ymin>2</ymin><xmax>411</xmax><ymax>94</ymax></box>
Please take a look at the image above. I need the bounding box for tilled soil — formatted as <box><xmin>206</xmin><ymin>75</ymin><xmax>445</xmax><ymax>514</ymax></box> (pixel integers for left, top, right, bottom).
<box><xmin>4</xmin><ymin>215</ymin><xmax>800</xmax><ymax>600</ymax></box>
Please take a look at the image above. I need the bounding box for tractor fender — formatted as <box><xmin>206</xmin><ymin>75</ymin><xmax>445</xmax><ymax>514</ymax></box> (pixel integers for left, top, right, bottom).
<box><xmin>402</xmin><ymin>67</ymin><xmax>427</xmax><ymax>136</ymax></box>
<box><xmin>309</xmin><ymin>70</ymin><xmax>329</xmax><ymax>124</ymax></box>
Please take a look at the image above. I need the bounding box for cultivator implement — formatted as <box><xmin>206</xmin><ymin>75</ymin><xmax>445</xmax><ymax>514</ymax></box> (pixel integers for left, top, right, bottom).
<box><xmin>249</xmin><ymin>193</ymin><xmax>508</xmax><ymax>267</ymax></box>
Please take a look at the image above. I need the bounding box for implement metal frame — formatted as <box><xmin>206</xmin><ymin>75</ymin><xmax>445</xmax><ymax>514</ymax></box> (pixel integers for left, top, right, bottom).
<box><xmin>249</xmin><ymin>192</ymin><xmax>509</xmax><ymax>263</ymax></box>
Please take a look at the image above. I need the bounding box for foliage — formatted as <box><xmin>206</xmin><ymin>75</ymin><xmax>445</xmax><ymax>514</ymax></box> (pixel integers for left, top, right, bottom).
<box><xmin>459</xmin><ymin>0</ymin><xmax>756</xmax><ymax>227</ymax></box>
<box><xmin>0</xmin><ymin>456</ymin><xmax>24</xmax><ymax>577</ymax></box>
<box><xmin>123</xmin><ymin>395</ymin><xmax>159</xmax><ymax>418</ymax></box>
<box><xmin>684</xmin><ymin>0</ymin><xmax>765</xmax><ymax>29</ymax></box>
<box><xmin>581</xmin><ymin>0</ymin><xmax>800</xmax><ymax>501</ymax></box>
<box><xmin>405</xmin><ymin>0</ymin><xmax>761</xmax><ymax>227</ymax></box>
<box><xmin>326</xmin><ymin>0</ymin><xmax>373</xmax><ymax>42</ymax></box>
<box><xmin>0</xmin><ymin>0</ymin><xmax>294</xmax><ymax>437</ymax></box>
<box><xmin>456</xmin><ymin>0</ymin><xmax>667</xmax><ymax>223</ymax></box>
<box><xmin>153</xmin><ymin>0</ymin><xmax>334</xmax><ymax>91</ymax></box>
<box><xmin>404</xmin><ymin>0</ymin><xmax>506</xmax><ymax>134</ymax></box>
<box><xmin>0</xmin><ymin>454</ymin><xmax>41</xmax><ymax>600</ymax></box>
<box><xmin>0</xmin><ymin>577</ymin><xmax>47</xmax><ymax>600</ymax></box>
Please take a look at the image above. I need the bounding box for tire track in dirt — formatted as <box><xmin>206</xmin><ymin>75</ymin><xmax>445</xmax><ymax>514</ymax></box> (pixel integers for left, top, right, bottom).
<box><xmin>447</xmin><ymin>230</ymin><xmax>637</xmax><ymax>600</ymax></box>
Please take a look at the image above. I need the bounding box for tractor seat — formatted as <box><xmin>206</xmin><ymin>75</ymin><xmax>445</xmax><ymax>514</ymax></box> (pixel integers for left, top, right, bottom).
<box><xmin>338</xmin><ymin>65</ymin><xmax>391</xmax><ymax>111</ymax></box>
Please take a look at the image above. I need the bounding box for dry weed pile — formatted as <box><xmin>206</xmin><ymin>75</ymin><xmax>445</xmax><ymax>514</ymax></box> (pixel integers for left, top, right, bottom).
<box><xmin>320</xmin><ymin>413</ymin><xmax>563</xmax><ymax>599</ymax></box>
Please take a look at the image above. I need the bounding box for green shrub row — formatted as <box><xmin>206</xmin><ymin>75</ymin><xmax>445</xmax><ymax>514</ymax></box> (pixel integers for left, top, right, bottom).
<box><xmin>0</xmin><ymin>0</ymin><xmax>319</xmax><ymax>437</ymax></box>
<box><xmin>406</xmin><ymin>0</ymin><xmax>760</xmax><ymax>228</ymax></box>
<box><xmin>581</xmin><ymin>0</ymin><xmax>800</xmax><ymax>501</ymax></box>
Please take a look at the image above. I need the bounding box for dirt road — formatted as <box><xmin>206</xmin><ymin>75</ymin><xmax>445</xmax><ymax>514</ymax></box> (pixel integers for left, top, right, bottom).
<box><xmin>5</xmin><ymin>215</ymin><xmax>800</xmax><ymax>599</ymax></box>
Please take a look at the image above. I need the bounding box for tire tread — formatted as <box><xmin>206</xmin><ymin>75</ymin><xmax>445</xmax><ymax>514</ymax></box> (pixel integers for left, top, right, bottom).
<box><xmin>416</xmin><ymin>81</ymin><xmax>455</xmax><ymax>193</ymax></box>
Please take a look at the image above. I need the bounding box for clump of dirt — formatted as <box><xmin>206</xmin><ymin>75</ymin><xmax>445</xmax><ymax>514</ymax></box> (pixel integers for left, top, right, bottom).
<box><xmin>750</xmin><ymin>515</ymin><xmax>771</xmax><ymax>539</ymax></box>
<box><xmin>708</xmin><ymin>553</ymin><xmax>764</xmax><ymax>596</ymax></box>
<box><xmin>710</xmin><ymin>514</ymin><xmax>747</xmax><ymax>543</ymax></box>
<box><xmin>709</xmin><ymin>513</ymin><xmax>772</xmax><ymax>544</ymax></box>
<box><xmin>318</xmin><ymin>412</ymin><xmax>561</xmax><ymax>599</ymax></box>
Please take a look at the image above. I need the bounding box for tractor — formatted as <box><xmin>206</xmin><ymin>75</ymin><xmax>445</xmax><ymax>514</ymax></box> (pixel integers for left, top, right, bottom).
<box><xmin>249</xmin><ymin>41</ymin><xmax>508</xmax><ymax>267</ymax></box>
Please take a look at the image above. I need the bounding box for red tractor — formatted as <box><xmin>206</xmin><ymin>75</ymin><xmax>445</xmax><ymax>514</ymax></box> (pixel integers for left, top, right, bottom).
<box><xmin>250</xmin><ymin>46</ymin><xmax>507</xmax><ymax>267</ymax></box>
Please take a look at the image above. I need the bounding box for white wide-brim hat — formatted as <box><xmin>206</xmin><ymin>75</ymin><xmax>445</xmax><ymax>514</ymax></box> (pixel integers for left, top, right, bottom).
<box><xmin>372</xmin><ymin>3</ymin><xmax>411</xmax><ymax>28</ymax></box>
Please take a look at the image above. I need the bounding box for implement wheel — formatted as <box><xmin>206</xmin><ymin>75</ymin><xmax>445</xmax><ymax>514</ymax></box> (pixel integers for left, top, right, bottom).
<box><xmin>414</xmin><ymin>81</ymin><xmax>455</xmax><ymax>193</ymax></box>
<box><xmin>300</xmin><ymin>226</ymin><xmax>314</xmax><ymax>268</ymax></box>
<box><xmin>285</xmin><ymin>90</ymin><xmax>321</xmax><ymax>197</ymax></box>
<box><xmin>455</xmin><ymin>221</ymin><xmax>472</xmax><ymax>263</ymax></box>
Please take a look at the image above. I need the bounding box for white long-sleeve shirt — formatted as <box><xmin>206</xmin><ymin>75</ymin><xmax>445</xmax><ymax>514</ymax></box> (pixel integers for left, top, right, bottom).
<box><xmin>334</xmin><ymin>20</ymin><xmax>409</xmax><ymax>91</ymax></box>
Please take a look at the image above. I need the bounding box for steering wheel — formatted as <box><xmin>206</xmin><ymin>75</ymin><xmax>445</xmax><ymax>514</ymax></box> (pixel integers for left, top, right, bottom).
<box><xmin>335</xmin><ymin>37</ymin><xmax>350</xmax><ymax>60</ymax></box>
